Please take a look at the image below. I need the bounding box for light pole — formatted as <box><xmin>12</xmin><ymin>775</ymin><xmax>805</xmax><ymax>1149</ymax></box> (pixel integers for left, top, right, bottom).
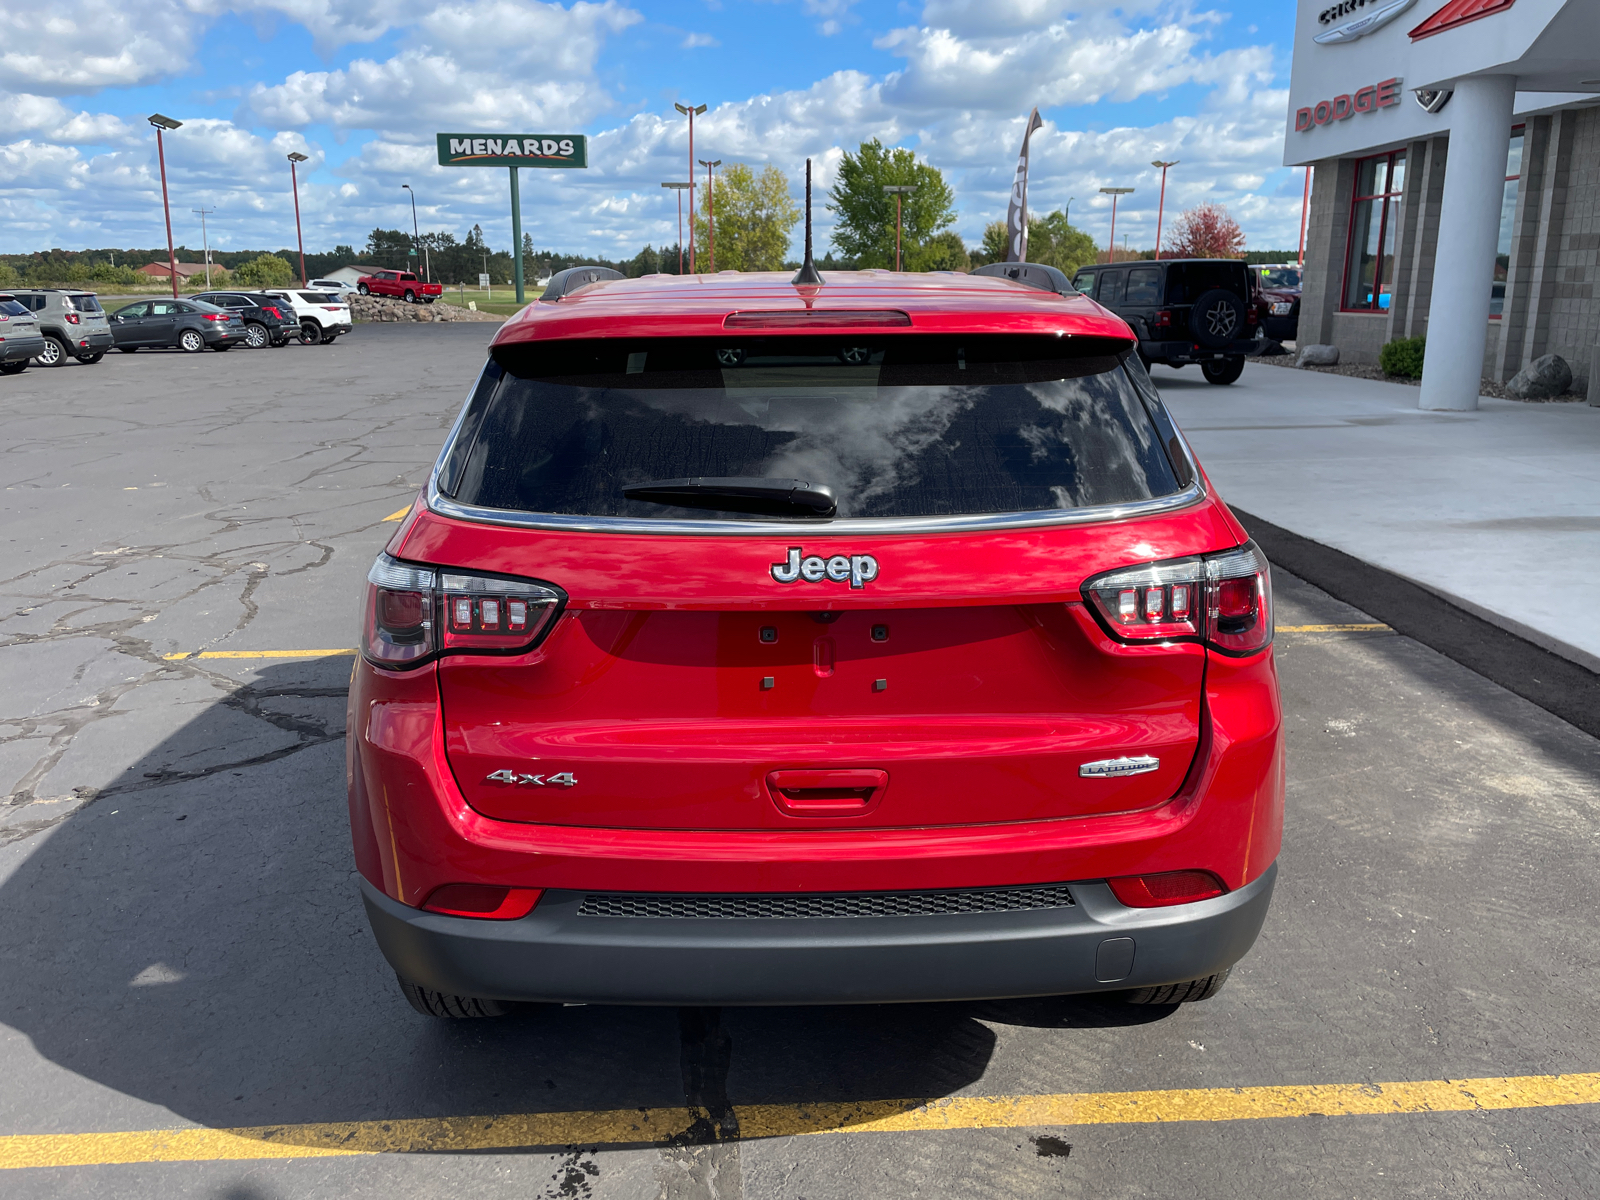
<box><xmin>191</xmin><ymin>206</ymin><xmax>214</xmax><ymax>288</ymax></box>
<box><xmin>1151</xmin><ymin>161</ymin><xmax>1178</xmax><ymax>261</ymax></box>
<box><xmin>698</xmin><ymin>159</ymin><xmax>721</xmax><ymax>272</ymax></box>
<box><xmin>661</xmin><ymin>182</ymin><xmax>693</xmax><ymax>273</ymax></box>
<box><xmin>402</xmin><ymin>184</ymin><xmax>430</xmax><ymax>283</ymax></box>
<box><xmin>1298</xmin><ymin>167</ymin><xmax>1312</xmax><ymax>268</ymax></box>
<box><xmin>1099</xmin><ymin>186</ymin><xmax>1133</xmax><ymax>263</ymax></box>
<box><xmin>674</xmin><ymin>102</ymin><xmax>707</xmax><ymax>272</ymax></box>
<box><xmin>148</xmin><ymin>115</ymin><xmax>182</xmax><ymax>299</ymax></box>
<box><xmin>882</xmin><ymin>185</ymin><xmax>917</xmax><ymax>271</ymax></box>
<box><xmin>287</xmin><ymin>152</ymin><xmax>309</xmax><ymax>287</ymax></box>
<box><xmin>1064</xmin><ymin>196</ymin><xmax>1075</xmax><ymax>227</ymax></box>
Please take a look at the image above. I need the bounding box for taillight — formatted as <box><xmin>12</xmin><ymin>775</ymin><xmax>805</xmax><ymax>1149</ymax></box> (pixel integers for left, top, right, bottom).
<box><xmin>362</xmin><ymin>553</ymin><xmax>564</xmax><ymax>669</ymax></box>
<box><xmin>263</xmin><ymin>306</ymin><xmax>282</xmax><ymax>318</ymax></box>
<box><xmin>1153</xmin><ymin>309</ymin><xmax>1171</xmax><ymax>329</ymax></box>
<box><xmin>65</xmin><ymin>312</ymin><xmax>81</xmax><ymax>325</ymax></box>
<box><xmin>1107</xmin><ymin>870</ymin><xmax>1226</xmax><ymax>907</ymax></box>
<box><xmin>203</xmin><ymin>313</ymin><xmax>230</xmax><ymax>322</ymax></box>
<box><xmin>1082</xmin><ymin>541</ymin><xmax>1272</xmax><ymax>655</ymax></box>
<box><xmin>422</xmin><ymin>884</ymin><xmax>543</xmax><ymax>919</ymax></box>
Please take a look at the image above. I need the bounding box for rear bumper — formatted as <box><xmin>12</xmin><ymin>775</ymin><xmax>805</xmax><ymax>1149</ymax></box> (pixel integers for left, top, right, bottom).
<box><xmin>2</xmin><ymin>336</ymin><xmax>46</xmax><ymax>362</ymax></box>
<box><xmin>361</xmin><ymin>862</ymin><xmax>1276</xmax><ymax>1005</ymax></box>
<box><xmin>1143</xmin><ymin>338</ymin><xmax>1264</xmax><ymax>363</ymax></box>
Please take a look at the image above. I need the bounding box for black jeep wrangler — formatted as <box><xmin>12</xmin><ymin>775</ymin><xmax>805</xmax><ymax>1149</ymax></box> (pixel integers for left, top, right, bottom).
<box><xmin>1070</xmin><ymin>258</ymin><xmax>1263</xmax><ymax>385</ymax></box>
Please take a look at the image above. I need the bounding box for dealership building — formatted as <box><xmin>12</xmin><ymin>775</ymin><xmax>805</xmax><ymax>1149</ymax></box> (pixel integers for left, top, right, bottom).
<box><xmin>1286</xmin><ymin>0</ymin><xmax>1600</xmax><ymax>408</ymax></box>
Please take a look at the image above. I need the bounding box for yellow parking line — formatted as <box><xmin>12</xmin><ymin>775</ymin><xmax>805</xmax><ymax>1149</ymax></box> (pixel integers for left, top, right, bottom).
<box><xmin>3</xmin><ymin>1072</ymin><xmax>1595</xmax><ymax>1169</ymax></box>
<box><xmin>382</xmin><ymin>506</ymin><xmax>412</xmax><ymax>522</ymax></box>
<box><xmin>162</xmin><ymin>649</ymin><xmax>357</xmax><ymax>661</ymax></box>
<box><xmin>1278</xmin><ymin>623</ymin><xmax>1390</xmax><ymax>633</ymax></box>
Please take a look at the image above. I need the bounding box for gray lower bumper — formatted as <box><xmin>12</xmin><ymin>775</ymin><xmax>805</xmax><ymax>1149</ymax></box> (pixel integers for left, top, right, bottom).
<box><xmin>3</xmin><ymin>337</ymin><xmax>45</xmax><ymax>363</ymax></box>
<box><xmin>361</xmin><ymin>863</ymin><xmax>1276</xmax><ymax>1006</ymax></box>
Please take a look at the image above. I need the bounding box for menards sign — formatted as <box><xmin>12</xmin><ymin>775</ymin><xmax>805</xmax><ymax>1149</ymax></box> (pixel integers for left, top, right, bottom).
<box><xmin>435</xmin><ymin>133</ymin><xmax>587</xmax><ymax>169</ymax></box>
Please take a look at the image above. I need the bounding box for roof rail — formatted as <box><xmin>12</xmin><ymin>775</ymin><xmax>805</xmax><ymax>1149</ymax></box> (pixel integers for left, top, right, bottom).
<box><xmin>540</xmin><ymin>265</ymin><xmax>625</xmax><ymax>302</ymax></box>
<box><xmin>971</xmin><ymin>262</ymin><xmax>1072</xmax><ymax>296</ymax></box>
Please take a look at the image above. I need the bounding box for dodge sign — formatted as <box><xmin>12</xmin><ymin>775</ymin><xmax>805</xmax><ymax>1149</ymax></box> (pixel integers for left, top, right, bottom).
<box><xmin>435</xmin><ymin>134</ymin><xmax>587</xmax><ymax>169</ymax></box>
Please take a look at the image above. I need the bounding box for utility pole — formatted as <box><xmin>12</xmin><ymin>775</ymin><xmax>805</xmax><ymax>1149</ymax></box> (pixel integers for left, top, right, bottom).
<box><xmin>148</xmin><ymin>115</ymin><xmax>182</xmax><ymax>299</ymax></box>
<box><xmin>661</xmin><ymin>182</ymin><xmax>693</xmax><ymax>273</ymax></box>
<box><xmin>191</xmin><ymin>206</ymin><xmax>215</xmax><ymax>287</ymax></box>
<box><xmin>674</xmin><ymin>102</ymin><xmax>707</xmax><ymax>272</ymax></box>
<box><xmin>402</xmin><ymin>184</ymin><xmax>430</xmax><ymax>284</ymax></box>
<box><xmin>1151</xmin><ymin>161</ymin><xmax>1178</xmax><ymax>261</ymax></box>
<box><xmin>698</xmin><ymin>159</ymin><xmax>721</xmax><ymax>272</ymax></box>
<box><xmin>287</xmin><ymin>152</ymin><xmax>309</xmax><ymax>287</ymax></box>
<box><xmin>882</xmin><ymin>185</ymin><xmax>917</xmax><ymax>271</ymax></box>
<box><xmin>1099</xmin><ymin>186</ymin><xmax>1134</xmax><ymax>264</ymax></box>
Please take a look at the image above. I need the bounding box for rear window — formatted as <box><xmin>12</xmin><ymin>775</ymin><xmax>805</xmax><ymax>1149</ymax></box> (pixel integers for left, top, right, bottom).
<box><xmin>67</xmin><ymin>294</ymin><xmax>103</xmax><ymax>313</ymax></box>
<box><xmin>441</xmin><ymin>335</ymin><xmax>1183</xmax><ymax>522</ymax></box>
<box><xmin>299</xmin><ymin>292</ymin><xmax>337</xmax><ymax>303</ymax></box>
<box><xmin>1166</xmin><ymin>262</ymin><xmax>1249</xmax><ymax>304</ymax></box>
<box><xmin>0</xmin><ymin>299</ymin><xmax>28</xmax><ymax>316</ymax></box>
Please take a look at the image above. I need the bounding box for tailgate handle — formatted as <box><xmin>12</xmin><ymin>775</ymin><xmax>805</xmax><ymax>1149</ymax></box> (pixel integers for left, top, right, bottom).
<box><xmin>766</xmin><ymin>769</ymin><xmax>888</xmax><ymax>816</ymax></box>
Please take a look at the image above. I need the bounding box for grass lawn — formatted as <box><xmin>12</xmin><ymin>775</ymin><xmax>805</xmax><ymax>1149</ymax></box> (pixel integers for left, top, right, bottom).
<box><xmin>438</xmin><ymin>289</ymin><xmax>532</xmax><ymax>316</ymax></box>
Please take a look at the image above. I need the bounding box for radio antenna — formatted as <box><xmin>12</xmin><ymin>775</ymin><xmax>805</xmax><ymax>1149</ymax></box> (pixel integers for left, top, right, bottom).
<box><xmin>791</xmin><ymin>158</ymin><xmax>824</xmax><ymax>286</ymax></box>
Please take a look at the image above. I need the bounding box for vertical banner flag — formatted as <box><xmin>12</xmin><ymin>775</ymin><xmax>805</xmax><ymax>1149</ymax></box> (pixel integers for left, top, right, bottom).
<box><xmin>1005</xmin><ymin>108</ymin><xmax>1046</xmax><ymax>263</ymax></box>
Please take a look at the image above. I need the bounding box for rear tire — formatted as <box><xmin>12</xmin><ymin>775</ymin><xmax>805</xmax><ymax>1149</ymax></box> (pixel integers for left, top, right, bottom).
<box><xmin>1201</xmin><ymin>357</ymin><xmax>1245</xmax><ymax>385</ymax></box>
<box><xmin>0</xmin><ymin>361</ymin><xmax>25</xmax><ymax>375</ymax></box>
<box><xmin>1190</xmin><ymin>288</ymin><xmax>1246</xmax><ymax>350</ymax></box>
<box><xmin>117</xmin><ymin>346</ymin><xmax>139</xmax><ymax>353</ymax></box>
<box><xmin>403</xmin><ymin>289</ymin><xmax>416</xmax><ymax>303</ymax></box>
<box><xmin>35</xmin><ymin>336</ymin><xmax>68</xmax><ymax>367</ymax></box>
<box><xmin>76</xmin><ymin>352</ymin><xmax>105</xmax><ymax>364</ymax></box>
<box><xmin>397</xmin><ymin>975</ymin><xmax>510</xmax><ymax>1019</ymax></box>
<box><xmin>1126</xmin><ymin>968</ymin><xmax>1230</xmax><ymax>1005</ymax></box>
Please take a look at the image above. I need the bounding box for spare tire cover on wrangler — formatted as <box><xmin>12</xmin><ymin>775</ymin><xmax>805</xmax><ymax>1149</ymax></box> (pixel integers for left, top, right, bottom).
<box><xmin>1190</xmin><ymin>288</ymin><xmax>1245</xmax><ymax>349</ymax></box>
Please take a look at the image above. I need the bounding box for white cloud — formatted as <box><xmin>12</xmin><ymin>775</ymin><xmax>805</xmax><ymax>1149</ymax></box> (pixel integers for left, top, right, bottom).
<box><xmin>0</xmin><ymin>0</ymin><xmax>209</xmax><ymax>94</ymax></box>
<box><xmin>681</xmin><ymin>31</ymin><xmax>720</xmax><ymax>48</ymax></box>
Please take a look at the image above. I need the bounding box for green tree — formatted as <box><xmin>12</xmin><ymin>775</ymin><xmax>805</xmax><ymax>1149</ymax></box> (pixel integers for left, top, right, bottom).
<box><xmin>234</xmin><ymin>254</ymin><xmax>294</xmax><ymax>287</ymax></box>
<box><xmin>0</xmin><ymin>261</ymin><xmax>17</xmax><ymax>287</ymax></box>
<box><xmin>827</xmin><ymin>140</ymin><xmax>956</xmax><ymax>269</ymax></box>
<box><xmin>910</xmin><ymin>230</ymin><xmax>970</xmax><ymax>272</ymax></box>
<box><xmin>972</xmin><ymin>211</ymin><xmax>1095</xmax><ymax>275</ymax></box>
<box><xmin>691</xmin><ymin>164</ymin><xmax>802</xmax><ymax>272</ymax></box>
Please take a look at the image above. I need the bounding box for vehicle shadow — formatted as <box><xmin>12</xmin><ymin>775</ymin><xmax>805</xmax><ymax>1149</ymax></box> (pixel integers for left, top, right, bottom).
<box><xmin>0</xmin><ymin>657</ymin><xmax>1174</xmax><ymax>1141</ymax></box>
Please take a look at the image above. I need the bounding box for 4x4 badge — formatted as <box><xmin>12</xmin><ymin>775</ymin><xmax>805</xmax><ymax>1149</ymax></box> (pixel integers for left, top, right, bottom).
<box><xmin>771</xmin><ymin>548</ymin><xmax>880</xmax><ymax>589</ymax></box>
<box><xmin>485</xmin><ymin>769</ymin><xmax>577</xmax><ymax>787</ymax></box>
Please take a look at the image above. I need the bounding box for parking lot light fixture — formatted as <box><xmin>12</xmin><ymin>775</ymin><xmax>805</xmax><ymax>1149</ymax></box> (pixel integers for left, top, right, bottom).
<box><xmin>674</xmin><ymin>103</ymin><xmax>708</xmax><ymax>272</ymax></box>
<box><xmin>698</xmin><ymin>159</ymin><xmax>721</xmax><ymax>273</ymax></box>
<box><xmin>287</xmin><ymin>152</ymin><xmax>310</xmax><ymax>288</ymax></box>
<box><xmin>882</xmin><ymin>185</ymin><xmax>918</xmax><ymax>271</ymax></box>
<box><xmin>1099</xmin><ymin>186</ymin><xmax>1134</xmax><ymax>264</ymax></box>
<box><xmin>148</xmin><ymin>115</ymin><xmax>183</xmax><ymax>299</ymax></box>
<box><xmin>661</xmin><ymin>182</ymin><xmax>694</xmax><ymax>273</ymax></box>
<box><xmin>1151</xmin><ymin>162</ymin><xmax>1178</xmax><ymax>261</ymax></box>
<box><xmin>402</xmin><ymin>185</ymin><xmax>429</xmax><ymax>283</ymax></box>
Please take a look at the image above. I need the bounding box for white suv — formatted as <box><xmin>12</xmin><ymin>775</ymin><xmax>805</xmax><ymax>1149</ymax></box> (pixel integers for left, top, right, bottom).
<box><xmin>308</xmin><ymin>279</ymin><xmax>360</xmax><ymax>296</ymax></box>
<box><xmin>262</xmin><ymin>290</ymin><xmax>354</xmax><ymax>345</ymax></box>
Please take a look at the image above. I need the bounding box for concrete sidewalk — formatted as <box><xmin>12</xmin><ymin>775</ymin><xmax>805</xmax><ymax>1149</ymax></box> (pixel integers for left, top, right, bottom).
<box><xmin>1159</xmin><ymin>362</ymin><xmax>1600</xmax><ymax>673</ymax></box>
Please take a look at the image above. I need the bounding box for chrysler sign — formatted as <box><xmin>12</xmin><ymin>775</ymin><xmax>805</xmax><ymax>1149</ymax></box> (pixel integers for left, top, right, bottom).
<box><xmin>435</xmin><ymin>134</ymin><xmax>587</xmax><ymax>169</ymax></box>
<box><xmin>1314</xmin><ymin>0</ymin><xmax>1417</xmax><ymax>44</ymax></box>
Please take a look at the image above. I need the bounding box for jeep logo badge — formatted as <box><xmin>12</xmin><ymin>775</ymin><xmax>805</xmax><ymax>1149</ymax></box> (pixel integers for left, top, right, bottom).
<box><xmin>771</xmin><ymin>548</ymin><xmax>880</xmax><ymax>589</ymax></box>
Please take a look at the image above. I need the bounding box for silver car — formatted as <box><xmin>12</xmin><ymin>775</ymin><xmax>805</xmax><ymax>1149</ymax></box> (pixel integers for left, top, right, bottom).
<box><xmin>0</xmin><ymin>294</ymin><xmax>47</xmax><ymax>374</ymax></box>
<box><xmin>9</xmin><ymin>289</ymin><xmax>114</xmax><ymax>366</ymax></box>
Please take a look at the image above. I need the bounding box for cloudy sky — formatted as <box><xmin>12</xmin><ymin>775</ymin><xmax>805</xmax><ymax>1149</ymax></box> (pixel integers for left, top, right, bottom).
<box><xmin>1</xmin><ymin>0</ymin><xmax>1303</xmax><ymax>261</ymax></box>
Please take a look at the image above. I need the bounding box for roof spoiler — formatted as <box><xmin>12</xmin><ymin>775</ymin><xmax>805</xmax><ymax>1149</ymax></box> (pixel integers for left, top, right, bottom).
<box><xmin>540</xmin><ymin>265</ymin><xmax>625</xmax><ymax>302</ymax></box>
<box><xmin>971</xmin><ymin>262</ymin><xmax>1073</xmax><ymax>296</ymax></box>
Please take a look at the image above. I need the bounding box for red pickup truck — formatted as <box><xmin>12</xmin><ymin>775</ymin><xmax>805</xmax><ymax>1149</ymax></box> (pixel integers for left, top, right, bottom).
<box><xmin>356</xmin><ymin>271</ymin><xmax>443</xmax><ymax>304</ymax></box>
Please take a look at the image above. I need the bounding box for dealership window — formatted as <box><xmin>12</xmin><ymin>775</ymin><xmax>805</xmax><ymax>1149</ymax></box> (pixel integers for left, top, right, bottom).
<box><xmin>1342</xmin><ymin>150</ymin><xmax>1405</xmax><ymax>311</ymax></box>
<box><xmin>1491</xmin><ymin>128</ymin><xmax>1524</xmax><ymax>318</ymax></box>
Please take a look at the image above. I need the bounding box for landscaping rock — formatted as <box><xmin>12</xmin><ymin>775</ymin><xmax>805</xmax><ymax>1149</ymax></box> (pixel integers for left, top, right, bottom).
<box><xmin>348</xmin><ymin>294</ymin><xmax>502</xmax><ymax>324</ymax></box>
<box><xmin>1506</xmin><ymin>353</ymin><xmax>1572</xmax><ymax>400</ymax></box>
<box><xmin>1295</xmin><ymin>344</ymin><xmax>1339</xmax><ymax>367</ymax></box>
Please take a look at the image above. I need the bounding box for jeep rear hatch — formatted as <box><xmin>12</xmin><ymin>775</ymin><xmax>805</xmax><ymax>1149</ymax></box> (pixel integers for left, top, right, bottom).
<box><xmin>417</xmin><ymin>334</ymin><xmax>1226</xmax><ymax>831</ymax></box>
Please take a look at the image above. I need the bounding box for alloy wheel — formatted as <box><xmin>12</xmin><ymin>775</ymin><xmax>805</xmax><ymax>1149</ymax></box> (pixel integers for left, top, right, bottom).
<box><xmin>180</xmin><ymin>330</ymin><xmax>204</xmax><ymax>353</ymax></box>
<box><xmin>1205</xmin><ymin>302</ymin><xmax>1238</xmax><ymax>339</ymax></box>
<box><xmin>36</xmin><ymin>338</ymin><xmax>64</xmax><ymax>367</ymax></box>
<box><xmin>245</xmin><ymin>323</ymin><xmax>268</xmax><ymax>348</ymax></box>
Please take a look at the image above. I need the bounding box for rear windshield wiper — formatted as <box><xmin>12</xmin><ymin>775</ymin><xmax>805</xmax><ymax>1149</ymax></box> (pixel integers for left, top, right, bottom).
<box><xmin>622</xmin><ymin>477</ymin><xmax>838</xmax><ymax>518</ymax></box>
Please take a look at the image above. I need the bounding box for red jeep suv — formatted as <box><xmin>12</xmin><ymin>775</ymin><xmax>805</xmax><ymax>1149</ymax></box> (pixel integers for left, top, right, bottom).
<box><xmin>348</xmin><ymin>264</ymin><xmax>1283</xmax><ymax>1017</ymax></box>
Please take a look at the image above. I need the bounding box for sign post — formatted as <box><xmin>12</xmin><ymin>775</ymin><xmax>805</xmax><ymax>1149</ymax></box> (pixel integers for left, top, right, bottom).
<box><xmin>435</xmin><ymin>133</ymin><xmax>589</xmax><ymax>305</ymax></box>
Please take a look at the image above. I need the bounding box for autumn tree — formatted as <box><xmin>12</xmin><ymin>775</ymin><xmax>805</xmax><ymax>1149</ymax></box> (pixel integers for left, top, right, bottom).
<box><xmin>827</xmin><ymin>140</ymin><xmax>957</xmax><ymax>269</ymax></box>
<box><xmin>691</xmin><ymin>164</ymin><xmax>801</xmax><ymax>272</ymax></box>
<box><xmin>1162</xmin><ymin>203</ymin><xmax>1246</xmax><ymax>259</ymax></box>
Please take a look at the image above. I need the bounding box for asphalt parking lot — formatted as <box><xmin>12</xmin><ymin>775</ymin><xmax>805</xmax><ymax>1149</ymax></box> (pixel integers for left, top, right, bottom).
<box><xmin>1</xmin><ymin>325</ymin><xmax>1597</xmax><ymax>1198</ymax></box>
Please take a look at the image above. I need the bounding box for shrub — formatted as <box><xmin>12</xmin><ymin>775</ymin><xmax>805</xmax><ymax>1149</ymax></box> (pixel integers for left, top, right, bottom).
<box><xmin>234</xmin><ymin>254</ymin><xmax>295</xmax><ymax>288</ymax></box>
<box><xmin>1380</xmin><ymin>336</ymin><xmax>1426</xmax><ymax>379</ymax></box>
<box><xmin>0</xmin><ymin>261</ymin><xmax>18</xmax><ymax>286</ymax></box>
<box><xmin>89</xmin><ymin>263</ymin><xmax>143</xmax><ymax>286</ymax></box>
